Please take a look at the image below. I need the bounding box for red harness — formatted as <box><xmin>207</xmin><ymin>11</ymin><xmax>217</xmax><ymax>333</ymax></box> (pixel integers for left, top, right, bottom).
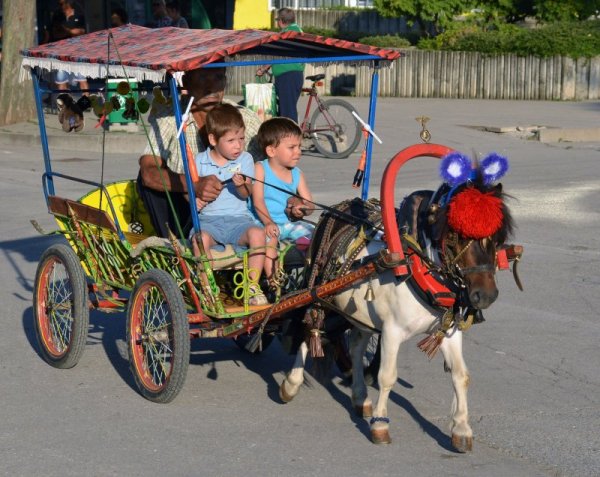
<box><xmin>380</xmin><ymin>143</ymin><xmax>519</xmax><ymax>309</ymax></box>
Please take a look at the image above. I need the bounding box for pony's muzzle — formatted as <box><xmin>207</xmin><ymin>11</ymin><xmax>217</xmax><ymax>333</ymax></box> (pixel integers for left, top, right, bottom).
<box><xmin>469</xmin><ymin>287</ymin><xmax>498</xmax><ymax>309</ymax></box>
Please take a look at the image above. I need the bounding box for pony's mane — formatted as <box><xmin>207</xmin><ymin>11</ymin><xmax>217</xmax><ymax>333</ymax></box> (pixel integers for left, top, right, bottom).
<box><xmin>420</xmin><ymin>172</ymin><xmax>514</xmax><ymax>246</ymax></box>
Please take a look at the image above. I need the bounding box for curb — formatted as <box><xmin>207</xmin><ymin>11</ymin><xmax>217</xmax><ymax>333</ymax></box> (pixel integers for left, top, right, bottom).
<box><xmin>0</xmin><ymin>129</ymin><xmax>147</xmax><ymax>154</ymax></box>
<box><xmin>537</xmin><ymin>127</ymin><xmax>600</xmax><ymax>143</ymax></box>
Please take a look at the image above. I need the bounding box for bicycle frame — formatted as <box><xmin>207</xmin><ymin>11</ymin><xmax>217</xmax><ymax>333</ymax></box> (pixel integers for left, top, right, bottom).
<box><xmin>299</xmin><ymin>81</ymin><xmax>340</xmax><ymax>138</ymax></box>
<box><xmin>299</xmin><ymin>81</ymin><xmax>320</xmax><ymax>133</ymax></box>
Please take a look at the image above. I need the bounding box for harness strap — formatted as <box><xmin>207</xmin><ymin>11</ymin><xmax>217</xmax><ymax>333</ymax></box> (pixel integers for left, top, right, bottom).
<box><xmin>459</xmin><ymin>263</ymin><xmax>496</xmax><ymax>275</ymax></box>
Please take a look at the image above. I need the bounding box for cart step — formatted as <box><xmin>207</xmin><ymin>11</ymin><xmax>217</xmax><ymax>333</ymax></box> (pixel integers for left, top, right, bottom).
<box><xmin>224</xmin><ymin>304</ymin><xmax>272</xmax><ymax>313</ymax></box>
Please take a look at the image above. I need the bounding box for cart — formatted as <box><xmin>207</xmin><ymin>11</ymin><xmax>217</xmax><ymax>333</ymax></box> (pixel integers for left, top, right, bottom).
<box><xmin>21</xmin><ymin>25</ymin><xmax>401</xmax><ymax>402</ymax></box>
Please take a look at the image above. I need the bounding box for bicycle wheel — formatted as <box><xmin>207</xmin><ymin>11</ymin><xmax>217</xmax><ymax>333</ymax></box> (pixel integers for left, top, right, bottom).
<box><xmin>33</xmin><ymin>243</ymin><xmax>89</xmax><ymax>369</ymax></box>
<box><xmin>309</xmin><ymin>99</ymin><xmax>362</xmax><ymax>159</ymax></box>
<box><xmin>127</xmin><ymin>269</ymin><xmax>190</xmax><ymax>403</ymax></box>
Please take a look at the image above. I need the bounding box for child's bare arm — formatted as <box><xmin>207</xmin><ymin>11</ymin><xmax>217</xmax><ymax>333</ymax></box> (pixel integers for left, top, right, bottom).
<box><xmin>251</xmin><ymin>164</ymin><xmax>279</xmax><ymax>238</ymax></box>
<box><xmin>293</xmin><ymin>172</ymin><xmax>314</xmax><ymax>217</ymax></box>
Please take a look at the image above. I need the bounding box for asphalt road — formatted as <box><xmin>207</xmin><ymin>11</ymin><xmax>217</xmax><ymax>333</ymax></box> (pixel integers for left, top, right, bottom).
<box><xmin>0</xmin><ymin>98</ymin><xmax>599</xmax><ymax>476</ymax></box>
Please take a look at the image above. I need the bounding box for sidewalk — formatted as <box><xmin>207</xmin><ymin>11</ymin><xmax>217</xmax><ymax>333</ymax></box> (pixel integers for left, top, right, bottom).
<box><xmin>0</xmin><ymin>110</ymin><xmax>148</xmax><ymax>154</ymax></box>
<box><xmin>0</xmin><ymin>98</ymin><xmax>598</xmax><ymax>154</ymax></box>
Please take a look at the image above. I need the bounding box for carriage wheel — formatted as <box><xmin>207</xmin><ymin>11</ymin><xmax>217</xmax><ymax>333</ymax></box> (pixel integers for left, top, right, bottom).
<box><xmin>33</xmin><ymin>243</ymin><xmax>89</xmax><ymax>369</ymax></box>
<box><xmin>335</xmin><ymin>330</ymin><xmax>381</xmax><ymax>386</ymax></box>
<box><xmin>127</xmin><ymin>269</ymin><xmax>190</xmax><ymax>403</ymax></box>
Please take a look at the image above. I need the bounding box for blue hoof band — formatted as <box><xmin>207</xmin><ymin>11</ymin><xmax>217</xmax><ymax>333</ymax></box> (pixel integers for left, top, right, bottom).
<box><xmin>369</xmin><ymin>416</ymin><xmax>390</xmax><ymax>425</ymax></box>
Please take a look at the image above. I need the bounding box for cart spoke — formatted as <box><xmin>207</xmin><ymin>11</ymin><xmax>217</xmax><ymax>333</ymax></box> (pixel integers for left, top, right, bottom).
<box><xmin>139</xmin><ymin>287</ymin><xmax>173</xmax><ymax>386</ymax></box>
<box><xmin>46</xmin><ymin>263</ymin><xmax>75</xmax><ymax>353</ymax></box>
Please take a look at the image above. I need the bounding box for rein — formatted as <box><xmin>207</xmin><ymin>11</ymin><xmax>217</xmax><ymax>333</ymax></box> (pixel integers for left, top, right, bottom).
<box><xmin>240</xmin><ymin>174</ymin><xmax>380</xmax><ymax>230</ymax></box>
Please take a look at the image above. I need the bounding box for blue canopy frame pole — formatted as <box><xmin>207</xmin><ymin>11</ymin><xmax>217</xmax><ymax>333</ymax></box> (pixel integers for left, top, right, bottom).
<box><xmin>31</xmin><ymin>72</ymin><xmax>55</xmax><ymax>198</ymax></box>
<box><xmin>361</xmin><ymin>62</ymin><xmax>380</xmax><ymax>200</ymax></box>
<box><xmin>169</xmin><ymin>75</ymin><xmax>201</xmax><ymax>236</ymax></box>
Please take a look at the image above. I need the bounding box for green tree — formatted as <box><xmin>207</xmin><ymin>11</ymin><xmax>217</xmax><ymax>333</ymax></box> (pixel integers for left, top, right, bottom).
<box><xmin>477</xmin><ymin>0</ymin><xmax>600</xmax><ymax>23</ymax></box>
<box><xmin>374</xmin><ymin>0</ymin><xmax>476</xmax><ymax>35</ymax></box>
<box><xmin>0</xmin><ymin>0</ymin><xmax>37</xmax><ymax>126</ymax></box>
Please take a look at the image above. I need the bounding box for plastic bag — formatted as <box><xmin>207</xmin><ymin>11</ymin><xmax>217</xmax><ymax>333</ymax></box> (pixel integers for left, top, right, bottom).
<box><xmin>243</xmin><ymin>77</ymin><xmax>277</xmax><ymax>121</ymax></box>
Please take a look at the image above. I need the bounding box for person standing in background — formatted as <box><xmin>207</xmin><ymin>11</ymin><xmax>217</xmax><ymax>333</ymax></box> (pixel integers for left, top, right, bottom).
<box><xmin>166</xmin><ymin>1</ymin><xmax>189</xmax><ymax>28</ymax></box>
<box><xmin>256</xmin><ymin>8</ymin><xmax>304</xmax><ymax>123</ymax></box>
<box><xmin>50</xmin><ymin>0</ymin><xmax>89</xmax><ymax>96</ymax></box>
<box><xmin>110</xmin><ymin>7</ymin><xmax>129</xmax><ymax>27</ymax></box>
<box><xmin>149</xmin><ymin>0</ymin><xmax>172</xmax><ymax>28</ymax></box>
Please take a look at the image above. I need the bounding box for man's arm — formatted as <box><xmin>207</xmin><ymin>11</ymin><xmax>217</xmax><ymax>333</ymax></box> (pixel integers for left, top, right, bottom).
<box><xmin>139</xmin><ymin>154</ymin><xmax>223</xmax><ymax>201</ymax></box>
<box><xmin>68</xmin><ymin>27</ymin><xmax>86</xmax><ymax>36</ymax></box>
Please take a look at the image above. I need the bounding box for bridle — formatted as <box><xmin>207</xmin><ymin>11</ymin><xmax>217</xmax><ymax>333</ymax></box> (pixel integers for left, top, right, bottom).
<box><xmin>440</xmin><ymin>231</ymin><xmax>497</xmax><ymax>279</ymax></box>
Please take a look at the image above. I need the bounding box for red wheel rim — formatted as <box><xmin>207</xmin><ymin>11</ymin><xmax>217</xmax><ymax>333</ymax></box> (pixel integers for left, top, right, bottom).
<box><xmin>129</xmin><ymin>282</ymin><xmax>174</xmax><ymax>392</ymax></box>
<box><xmin>36</xmin><ymin>256</ymin><xmax>74</xmax><ymax>358</ymax></box>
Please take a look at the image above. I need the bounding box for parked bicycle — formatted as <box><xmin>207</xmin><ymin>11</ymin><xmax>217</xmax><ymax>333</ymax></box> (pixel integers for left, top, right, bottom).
<box><xmin>299</xmin><ymin>74</ymin><xmax>362</xmax><ymax>159</ymax></box>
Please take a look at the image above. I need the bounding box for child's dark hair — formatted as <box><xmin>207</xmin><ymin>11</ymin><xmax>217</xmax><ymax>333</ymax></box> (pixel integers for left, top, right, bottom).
<box><xmin>205</xmin><ymin>103</ymin><xmax>245</xmax><ymax>141</ymax></box>
<box><xmin>257</xmin><ymin>117</ymin><xmax>302</xmax><ymax>154</ymax></box>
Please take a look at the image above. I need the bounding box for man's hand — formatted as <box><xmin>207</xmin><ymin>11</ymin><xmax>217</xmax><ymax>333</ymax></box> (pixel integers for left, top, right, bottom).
<box><xmin>256</xmin><ymin>66</ymin><xmax>270</xmax><ymax>77</ymax></box>
<box><xmin>194</xmin><ymin>175</ymin><xmax>223</xmax><ymax>202</ymax></box>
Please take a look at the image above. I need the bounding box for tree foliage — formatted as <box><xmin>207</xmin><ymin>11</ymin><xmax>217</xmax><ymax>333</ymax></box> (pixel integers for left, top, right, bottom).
<box><xmin>374</xmin><ymin>0</ymin><xmax>476</xmax><ymax>35</ymax></box>
<box><xmin>374</xmin><ymin>0</ymin><xmax>600</xmax><ymax>30</ymax></box>
<box><xmin>477</xmin><ymin>0</ymin><xmax>600</xmax><ymax>23</ymax></box>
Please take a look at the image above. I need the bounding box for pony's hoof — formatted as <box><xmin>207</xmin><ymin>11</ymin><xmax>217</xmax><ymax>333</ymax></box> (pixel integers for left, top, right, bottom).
<box><xmin>371</xmin><ymin>428</ymin><xmax>391</xmax><ymax>445</ymax></box>
<box><xmin>451</xmin><ymin>434</ymin><xmax>473</xmax><ymax>453</ymax></box>
<box><xmin>279</xmin><ymin>382</ymin><xmax>294</xmax><ymax>403</ymax></box>
<box><xmin>354</xmin><ymin>403</ymin><xmax>373</xmax><ymax>418</ymax></box>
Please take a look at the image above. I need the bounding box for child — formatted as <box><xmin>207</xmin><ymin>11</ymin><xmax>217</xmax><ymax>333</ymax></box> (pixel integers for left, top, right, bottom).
<box><xmin>251</xmin><ymin>117</ymin><xmax>314</xmax><ymax>281</ymax></box>
<box><xmin>193</xmin><ymin>103</ymin><xmax>268</xmax><ymax>305</ymax></box>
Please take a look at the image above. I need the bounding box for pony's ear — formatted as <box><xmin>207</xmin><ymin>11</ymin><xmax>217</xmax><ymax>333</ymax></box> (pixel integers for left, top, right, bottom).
<box><xmin>480</xmin><ymin>153</ymin><xmax>509</xmax><ymax>185</ymax></box>
<box><xmin>494</xmin><ymin>182</ymin><xmax>503</xmax><ymax>194</ymax></box>
<box><xmin>440</xmin><ymin>152</ymin><xmax>472</xmax><ymax>187</ymax></box>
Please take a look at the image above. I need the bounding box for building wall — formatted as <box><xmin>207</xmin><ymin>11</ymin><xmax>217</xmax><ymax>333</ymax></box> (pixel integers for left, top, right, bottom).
<box><xmin>233</xmin><ymin>0</ymin><xmax>271</xmax><ymax>29</ymax></box>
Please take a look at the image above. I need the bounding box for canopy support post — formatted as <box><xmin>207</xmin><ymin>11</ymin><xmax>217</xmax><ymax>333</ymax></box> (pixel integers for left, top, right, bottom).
<box><xmin>361</xmin><ymin>61</ymin><xmax>380</xmax><ymax>200</ymax></box>
<box><xmin>32</xmin><ymin>71</ymin><xmax>54</xmax><ymax>198</ymax></box>
<box><xmin>170</xmin><ymin>75</ymin><xmax>201</xmax><ymax>236</ymax></box>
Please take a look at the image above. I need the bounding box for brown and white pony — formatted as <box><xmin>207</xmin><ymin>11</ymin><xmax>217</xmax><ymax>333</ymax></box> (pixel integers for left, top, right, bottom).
<box><xmin>279</xmin><ymin>145</ymin><xmax>515</xmax><ymax>452</ymax></box>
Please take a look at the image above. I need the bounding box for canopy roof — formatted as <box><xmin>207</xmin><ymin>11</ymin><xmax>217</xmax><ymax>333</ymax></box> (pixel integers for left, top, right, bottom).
<box><xmin>21</xmin><ymin>25</ymin><xmax>402</xmax><ymax>83</ymax></box>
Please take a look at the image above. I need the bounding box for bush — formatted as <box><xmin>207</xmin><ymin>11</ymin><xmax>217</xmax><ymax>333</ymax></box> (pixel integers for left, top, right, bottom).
<box><xmin>302</xmin><ymin>27</ymin><xmax>364</xmax><ymax>43</ymax></box>
<box><xmin>419</xmin><ymin>20</ymin><xmax>600</xmax><ymax>58</ymax></box>
<box><xmin>357</xmin><ymin>35</ymin><xmax>411</xmax><ymax>49</ymax></box>
<box><xmin>301</xmin><ymin>27</ymin><xmax>338</xmax><ymax>38</ymax></box>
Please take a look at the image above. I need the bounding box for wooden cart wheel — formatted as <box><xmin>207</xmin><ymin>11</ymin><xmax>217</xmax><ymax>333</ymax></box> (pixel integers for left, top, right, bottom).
<box><xmin>126</xmin><ymin>269</ymin><xmax>190</xmax><ymax>403</ymax></box>
<box><xmin>33</xmin><ymin>243</ymin><xmax>89</xmax><ymax>369</ymax></box>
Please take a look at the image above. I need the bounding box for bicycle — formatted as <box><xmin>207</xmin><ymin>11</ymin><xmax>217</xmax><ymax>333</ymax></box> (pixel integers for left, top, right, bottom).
<box><xmin>299</xmin><ymin>74</ymin><xmax>362</xmax><ymax>159</ymax></box>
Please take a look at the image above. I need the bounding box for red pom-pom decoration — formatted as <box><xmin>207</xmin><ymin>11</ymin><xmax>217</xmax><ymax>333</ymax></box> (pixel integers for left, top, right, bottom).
<box><xmin>447</xmin><ymin>188</ymin><xmax>503</xmax><ymax>239</ymax></box>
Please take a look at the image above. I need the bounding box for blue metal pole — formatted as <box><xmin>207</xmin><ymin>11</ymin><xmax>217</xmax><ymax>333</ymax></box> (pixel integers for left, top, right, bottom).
<box><xmin>32</xmin><ymin>71</ymin><xmax>55</xmax><ymax>198</ymax></box>
<box><xmin>169</xmin><ymin>75</ymin><xmax>201</xmax><ymax>235</ymax></box>
<box><xmin>361</xmin><ymin>62</ymin><xmax>380</xmax><ymax>200</ymax></box>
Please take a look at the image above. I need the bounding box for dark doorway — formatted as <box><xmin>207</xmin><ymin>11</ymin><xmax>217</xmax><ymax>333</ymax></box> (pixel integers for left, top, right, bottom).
<box><xmin>182</xmin><ymin>0</ymin><xmax>235</xmax><ymax>29</ymax></box>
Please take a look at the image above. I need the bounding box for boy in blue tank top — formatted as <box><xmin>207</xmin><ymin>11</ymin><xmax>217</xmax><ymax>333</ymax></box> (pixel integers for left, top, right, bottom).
<box><xmin>251</xmin><ymin>117</ymin><xmax>314</xmax><ymax>282</ymax></box>
<box><xmin>194</xmin><ymin>103</ymin><xmax>268</xmax><ymax>305</ymax></box>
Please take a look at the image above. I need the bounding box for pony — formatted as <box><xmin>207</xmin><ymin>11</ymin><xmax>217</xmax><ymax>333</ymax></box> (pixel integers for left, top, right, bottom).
<box><xmin>278</xmin><ymin>145</ymin><xmax>516</xmax><ymax>452</ymax></box>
